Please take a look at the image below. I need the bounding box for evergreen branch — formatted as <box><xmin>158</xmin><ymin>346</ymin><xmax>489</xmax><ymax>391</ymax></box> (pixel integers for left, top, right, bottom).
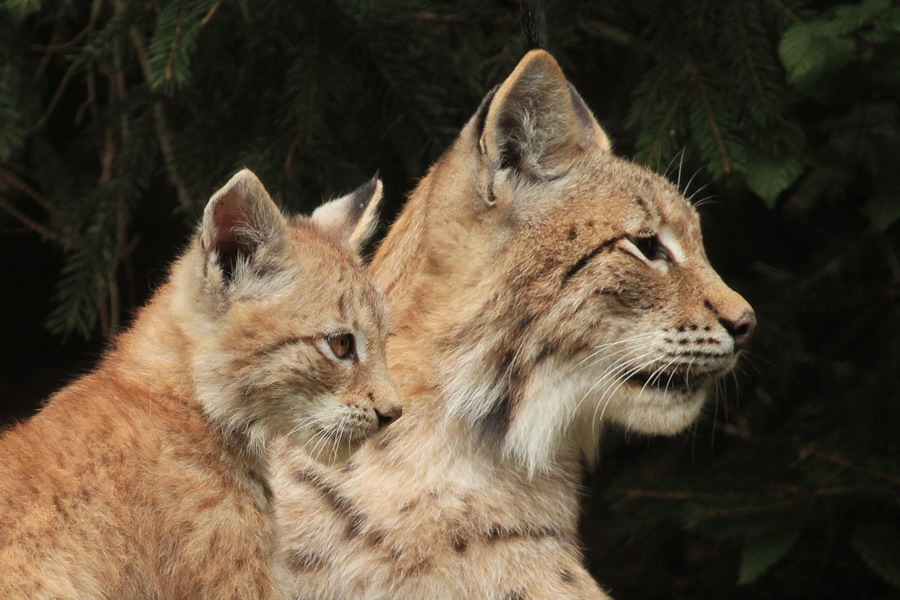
<box><xmin>99</xmin><ymin>128</ymin><xmax>117</xmax><ymax>185</ymax></box>
<box><xmin>0</xmin><ymin>169</ymin><xmax>55</xmax><ymax>213</ymax></box>
<box><xmin>801</xmin><ymin>444</ymin><xmax>900</xmax><ymax>487</ymax></box>
<box><xmin>734</xmin><ymin>0</ymin><xmax>772</xmax><ymax>116</ymax></box>
<box><xmin>635</xmin><ymin>65</ymin><xmax>671</xmax><ymax>125</ymax></box>
<box><xmin>621</xmin><ymin>486</ymin><xmax>860</xmax><ymax>504</ymax></box>
<box><xmin>872</xmin><ymin>228</ymin><xmax>900</xmax><ymax>282</ymax></box>
<box><xmin>688</xmin><ymin>61</ymin><xmax>732</xmax><ymax>173</ymax></box>
<box><xmin>47</xmin><ymin>178</ymin><xmax>127</xmax><ymax>339</ymax></box>
<box><xmin>365</xmin><ymin>43</ymin><xmax>442</xmax><ymax>149</ymax></box>
<box><xmin>410</xmin><ymin>12</ymin><xmax>513</xmax><ymax>24</ymax></box>
<box><xmin>24</xmin><ymin>60</ymin><xmax>80</xmax><ymax>136</ymax></box>
<box><xmin>646</xmin><ymin>88</ymin><xmax>687</xmax><ymax>168</ymax></box>
<box><xmin>75</xmin><ymin>66</ymin><xmax>97</xmax><ymax>125</ymax></box>
<box><xmin>200</xmin><ymin>0</ymin><xmax>221</xmax><ymax>27</ymax></box>
<box><xmin>146</xmin><ymin>0</ymin><xmax>211</xmax><ymax>95</ymax></box>
<box><xmin>152</xmin><ymin>104</ymin><xmax>191</xmax><ymax>208</ymax></box>
<box><xmin>331</xmin><ymin>3</ymin><xmax>443</xmax><ymax>150</ymax></box>
<box><xmin>127</xmin><ymin>22</ymin><xmax>192</xmax><ymax>210</ymax></box>
<box><xmin>622</xmin><ymin>489</ymin><xmax>738</xmax><ymax>501</ymax></box>
<box><xmin>29</xmin><ymin>0</ymin><xmax>103</xmax><ymax>53</ymax></box>
<box><xmin>685</xmin><ymin>486</ymin><xmax>862</xmax><ymax>520</ymax></box>
<box><xmin>0</xmin><ymin>194</ymin><xmax>63</xmax><ymax>245</ymax></box>
<box><xmin>696</xmin><ymin>497</ymin><xmax>817</xmax><ymax>518</ymax></box>
<box><xmin>108</xmin><ymin>208</ymin><xmax>129</xmax><ymax>336</ymax></box>
<box><xmin>162</xmin><ymin>8</ymin><xmax>188</xmax><ymax>88</ymax></box>
<box><xmin>95</xmin><ymin>272</ymin><xmax>111</xmax><ymax>338</ymax></box>
<box><xmin>581</xmin><ymin>20</ymin><xmax>654</xmax><ymax>54</ymax></box>
<box><xmin>4</xmin><ymin>0</ymin><xmax>41</xmax><ymax>20</ymax></box>
<box><xmin>765</xmin><ymin>0</ymin><xmax>803</xmax><ymax>24</ymax></box>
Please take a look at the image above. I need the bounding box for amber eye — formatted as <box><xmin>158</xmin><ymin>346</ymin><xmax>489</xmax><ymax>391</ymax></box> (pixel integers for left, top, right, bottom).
<box><xmin>327</xmin><ymin>333</ymin><xmax>356</xmax><ymax>360</ymax></box>
<box><xmin>628</xmin><ymin>234</ymin><xmax>670</xmax><ymax>262</ymax></box>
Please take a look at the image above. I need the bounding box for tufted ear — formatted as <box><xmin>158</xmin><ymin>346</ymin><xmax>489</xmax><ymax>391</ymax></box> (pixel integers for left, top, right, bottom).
<box><xmin>200</xmin><ymin>169</ymin><xmax>289</xmax><ymax>287</ymax></box>
<box><xmin>310</xmin><ymin>175</ymin><xmax>383</xmax><ymax>252</ymax></box>
<box><xmin>479</xmin><ymin>50</ymin><xmax>611</xmax><ymax>180</ymax></box>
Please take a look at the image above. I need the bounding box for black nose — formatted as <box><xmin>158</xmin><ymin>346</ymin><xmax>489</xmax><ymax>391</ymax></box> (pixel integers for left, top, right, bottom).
<box><xmin>375</xmin><ymin>407</ymin><xmax>402</xmax><ymax>428</ymax></box>
<box><xmin>720</xmin><ymin>310</ymin><xmax>756</xmax><ymax>348</ymax></box>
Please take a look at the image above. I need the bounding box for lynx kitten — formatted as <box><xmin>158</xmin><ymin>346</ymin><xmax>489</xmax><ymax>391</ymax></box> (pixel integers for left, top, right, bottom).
<box><xmin>0</xmin><ymin>169</ymin><xmax>400</xmax><ymax>599</ymax></box>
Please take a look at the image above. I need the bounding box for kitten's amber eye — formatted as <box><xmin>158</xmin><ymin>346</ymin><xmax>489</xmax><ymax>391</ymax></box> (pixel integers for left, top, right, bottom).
<box><xmin>327</xmin><ymin>333</ymin><xmax>356</xmax><ymax>360</ymax></box>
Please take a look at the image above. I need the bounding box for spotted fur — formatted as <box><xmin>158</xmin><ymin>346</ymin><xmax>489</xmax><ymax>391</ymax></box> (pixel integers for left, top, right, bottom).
<box><xmin>274</xmin><ymin>50</ymin><xmax>754</xmax><ymax>599</ymax></box>
<box><xmin>0</xmin><ymin>170</ymin><xmax>399</xmax><ymax>599</ymax></box>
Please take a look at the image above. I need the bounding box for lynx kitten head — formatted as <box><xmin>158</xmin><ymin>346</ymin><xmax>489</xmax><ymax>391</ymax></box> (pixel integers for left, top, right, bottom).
<box><xmin>402</xmin><ymin>51</ymin><xmax>756</xmax><ymax>475</ymax></box>
<box><xmin>172</xmin><ymin>169</ymin><xmax>401</xmax><ymax>466</ymax></box>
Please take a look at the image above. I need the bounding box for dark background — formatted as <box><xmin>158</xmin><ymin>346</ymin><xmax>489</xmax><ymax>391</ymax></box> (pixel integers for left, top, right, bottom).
<box><xmin>1</xmin><ymin>1</ymin><xmax>898</xmax><ymax>598</ymax></box>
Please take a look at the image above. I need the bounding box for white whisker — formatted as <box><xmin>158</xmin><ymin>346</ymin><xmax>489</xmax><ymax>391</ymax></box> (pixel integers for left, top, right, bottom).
<box><xmin>593</xmin><ymin>355</ymin><xmax>661</xmax><ymax>426</ymax></box>
<box><xmin>573</xmin><ymin>349</ymin><xmax>659</xmax><ymax>418</ymax></box>
<box><xmin>565</xmin><ymin>333</ymin><xmax>658</xmax><ymax>375</ymax></box>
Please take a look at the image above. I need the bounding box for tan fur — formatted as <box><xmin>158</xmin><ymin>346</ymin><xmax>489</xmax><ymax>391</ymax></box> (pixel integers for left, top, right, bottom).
<box><xmin>0</xmin><ymin>170</ymin><xmax>399</xmax><ymax>599</ymax></box>
<box><xmin>274</xmin><ymin>50</ymin><xmax>755</xmax><ymax>599</ymax></box>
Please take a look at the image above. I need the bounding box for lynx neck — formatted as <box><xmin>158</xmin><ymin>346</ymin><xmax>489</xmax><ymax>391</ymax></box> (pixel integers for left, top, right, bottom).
<box><xmin>105</xmin><ymin>281</ymin><xmax>196</xmax><ymax>402</ymax></box>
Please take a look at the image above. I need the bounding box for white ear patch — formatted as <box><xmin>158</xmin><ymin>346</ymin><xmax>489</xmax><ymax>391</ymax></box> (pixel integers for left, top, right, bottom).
<box><xmin>310</xmin><ymin>176</ymin><xmax>383</xmax><ymax>251</ymax></box>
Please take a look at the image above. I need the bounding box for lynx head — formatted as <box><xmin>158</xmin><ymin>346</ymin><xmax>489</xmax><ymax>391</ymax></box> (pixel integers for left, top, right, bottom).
<box><xmin>374</xmin><ymin>51</ymin><xmax>754</xmax><ymax>476</ymax></box>
<box><xmin>174</xmin><ymin>169</ymin><xmax>400</xmax><ymax>466</ymax></box>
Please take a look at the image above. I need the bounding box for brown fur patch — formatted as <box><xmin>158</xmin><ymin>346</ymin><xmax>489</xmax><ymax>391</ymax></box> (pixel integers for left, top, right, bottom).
<box><xmin>287</xmin><ymin>549</ymin><xmax>326</xmax><ymax>573</ymax></box>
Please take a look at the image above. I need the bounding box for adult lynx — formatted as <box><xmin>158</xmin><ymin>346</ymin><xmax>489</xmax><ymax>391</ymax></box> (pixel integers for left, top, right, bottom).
<box><xmin>274</xmin><ymin>51</ymin><xmax>755</xmax><ymax>599</ymax></box>
<box><xmin>0</xmin><ymin>170</ymin><xmax>400</xmax><ymax>599</ymax></box>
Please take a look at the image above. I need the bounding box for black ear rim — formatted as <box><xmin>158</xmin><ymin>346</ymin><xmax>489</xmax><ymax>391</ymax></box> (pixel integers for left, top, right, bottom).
<box><xmin>347</xmin><ymin>172</ymin><xmax>381</xmax><ymax>223</ymax></box>
<box><xmin>475</xmin><ymin>86</ymin><xmax>500</xmax><ymax>149</ymax></box>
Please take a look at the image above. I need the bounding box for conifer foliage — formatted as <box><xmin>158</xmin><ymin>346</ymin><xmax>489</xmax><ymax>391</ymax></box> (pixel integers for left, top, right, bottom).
<box><xmin>1</xmin><ymin>1</ymin><xmax>898</xmax><ymax>598</ymax></box>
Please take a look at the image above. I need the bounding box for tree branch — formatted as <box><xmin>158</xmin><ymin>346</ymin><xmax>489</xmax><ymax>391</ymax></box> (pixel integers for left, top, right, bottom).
<box><xmin>0</xmin><ymin>195</ymin><xmax>64</xmax><ymax>246</ymax></box>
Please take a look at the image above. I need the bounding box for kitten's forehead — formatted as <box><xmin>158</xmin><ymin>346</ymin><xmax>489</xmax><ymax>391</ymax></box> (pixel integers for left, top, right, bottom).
<box><xmin>285</xmin><ymin>230</ymin><xmax>388</xmax><ymax>332</ymax></box>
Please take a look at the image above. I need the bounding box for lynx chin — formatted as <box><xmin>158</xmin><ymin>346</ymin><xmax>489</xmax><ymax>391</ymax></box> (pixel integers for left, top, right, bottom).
<box><xmin>0</xmin><ymin>169</ymin><xmax>400</xmax><ymax>599</ymax></box>
<box><xmin>273</xmin><ymin>50</ymin><xmax>756</xmax><ymax>600</ymax></box>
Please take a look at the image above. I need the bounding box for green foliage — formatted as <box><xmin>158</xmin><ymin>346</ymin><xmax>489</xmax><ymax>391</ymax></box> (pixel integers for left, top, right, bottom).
<box><xmin>0</xmin><ymin>0</ymin><xmax>525</xmax><ymax>336</ymax></box>
<box><xmin>3</xmin><ymin>0</ymin><xmax>42</xmax><ymax>22</ymax></box>
<box><xmin>46</xmin><ymin>185</ymin><xmax>122</xmax><ymax>339</ymax></box>
<box><xmin>627</xmin><ymin>0</ymin><xmax>807</xmax><ymax>203</ymax></box>
<box><xmin>853</xmin><ymin>521</ymin><xmax>900</xmax><ymax>590</ymax></box>
<box><xmin>0</xmin><ymin>69</ymin><xmax>26</xmax><ymax>160</ymax></box>
<box><xmin>780</xmin><ymin>0</ymin><xmax>899</xmax><ymax>94</ymax></box>
<box><xmin>1</xmin><ymin>2</ymin><xmax>899</xmax><ymax>597</ymax></box>
<box><xmin>738</xmin><ymin>526</ymin><xmax>802</xmax><ymax>585</ymax></box>
<box><xmin>743</xmin><ymin>152</ymin><xmax>804</xmax><ymax>207</ymax></box>
<box><xmin>147</xmin><ymin>0</ymin><xmax>217</xmax><ymax>95</ymax></box>
<box><xmin>779</xmin><ymin>0</ymin><xmax>900</xmax><ymax>227</ymax></box>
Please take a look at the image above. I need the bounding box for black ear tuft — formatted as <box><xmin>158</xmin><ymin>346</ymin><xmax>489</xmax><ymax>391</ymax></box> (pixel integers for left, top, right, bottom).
<box><xmin>520</xmin><ymin>0</ymin><xmax>548</xmax><ymax>51</ymax></box>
